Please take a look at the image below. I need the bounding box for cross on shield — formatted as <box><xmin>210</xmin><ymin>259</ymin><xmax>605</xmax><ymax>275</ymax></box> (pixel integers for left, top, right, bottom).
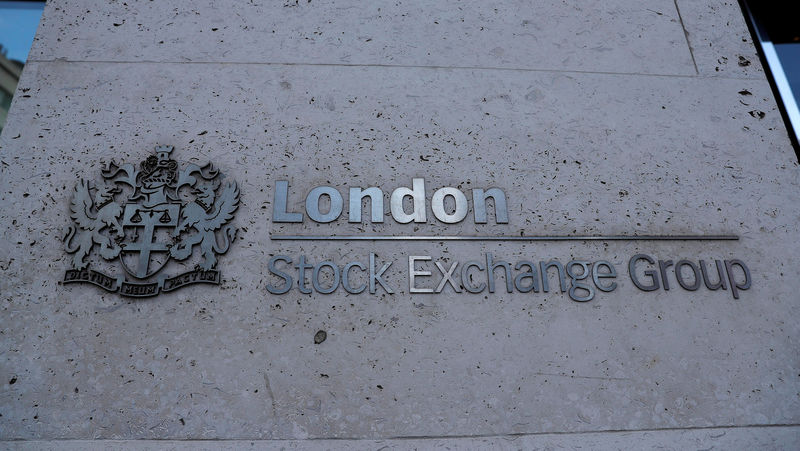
<box><xmin>120</xmin><ymin>202</ymin><xmax>181</xmax><ymax>278</ymax></box>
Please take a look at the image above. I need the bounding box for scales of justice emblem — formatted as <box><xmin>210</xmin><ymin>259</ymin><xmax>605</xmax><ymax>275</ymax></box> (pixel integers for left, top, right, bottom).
<box><xmin>62</xmin><ymin>146</ymin><xmax>240</xmax><ymax>297</ymax></box>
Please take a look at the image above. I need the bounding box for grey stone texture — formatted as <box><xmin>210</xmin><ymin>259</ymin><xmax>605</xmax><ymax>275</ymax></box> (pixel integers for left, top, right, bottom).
<box><xmin>3</xmin><ymin>426</ymin><xmax>800</xmax><ymax>450</ymax></box>
<box><xmin>1</xmin><ymin>0</ymin><xmax>798</xmax><ymax>448</ymax></box>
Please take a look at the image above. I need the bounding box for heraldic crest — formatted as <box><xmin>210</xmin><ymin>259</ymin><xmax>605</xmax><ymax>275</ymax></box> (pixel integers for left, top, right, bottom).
<box><xmin>63</xmin><ymin>146</ymin><xmax>239</xmax><ymax>297</ymax></box>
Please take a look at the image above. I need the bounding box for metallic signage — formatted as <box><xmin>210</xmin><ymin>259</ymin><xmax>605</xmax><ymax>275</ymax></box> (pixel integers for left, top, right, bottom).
<box><xmin>267</xmin><ymin>180</ymin><xmax>752</xmax><ymax>301</ymax></box>
<box><xmin>60</xmin><ymin>147</ymin><xmax>752</xmax><ymax>302</ymax></box>
<box><xmin>63</xmin><ymin>146</ymin><xmax>239</xmax><ymax>297</ymax></box>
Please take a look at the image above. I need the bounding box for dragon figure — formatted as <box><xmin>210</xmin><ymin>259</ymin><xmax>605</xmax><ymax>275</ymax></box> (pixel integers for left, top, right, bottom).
<box><xmin>63</xmin><ymin>180</ymin><xmax>123</xmax><ymax>269</ymax></box>
<box><xmin>170</xmin><ymin>179</ymin><xmax>239</xmax><ymax>270</ymax></box>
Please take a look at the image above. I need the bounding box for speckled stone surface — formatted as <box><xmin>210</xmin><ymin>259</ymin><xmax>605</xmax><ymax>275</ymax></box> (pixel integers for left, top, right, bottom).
<box><xmin>1</xmin><ymin>0</ymin><xmax>798</xmax><ymax>448</ymax></box>
<box><xmin>30</xmin><ymin>0</ymin><xmax>696</xmax><ymax>75</ymax></box>
<box><xmin>4</xmin><ymin>426</ymin><xmax>800</xmax><ymax>450</ymax></box>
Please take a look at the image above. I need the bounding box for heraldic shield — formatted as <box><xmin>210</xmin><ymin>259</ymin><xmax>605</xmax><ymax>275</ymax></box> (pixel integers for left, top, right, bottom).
<box><xmin>62</xmin><ymin>146</ymin><xmax>239</xmax><ymax>297</ymax></box>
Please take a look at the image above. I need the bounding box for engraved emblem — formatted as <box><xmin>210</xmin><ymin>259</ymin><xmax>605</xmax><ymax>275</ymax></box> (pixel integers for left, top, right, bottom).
<box><xmin>63</xmin><ymin>146</ymin><xmax>239</xmax><ymax>297</ymax></box>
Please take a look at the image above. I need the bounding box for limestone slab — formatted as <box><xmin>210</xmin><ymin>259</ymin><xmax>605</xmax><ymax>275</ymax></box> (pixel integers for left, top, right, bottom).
<box><xmin>676</xmin><ymin>0</ymin><xmax>765</xmax><ymax>78</ymax></box>
<box><xmin>1</xmin><ymin>58</ymin><xmax>798</xmax><ymax>441</ymax></box>
<box><xmin>3</xmin><ymin>425</ymin><xmax>800</xmax><ymax>450</ymax></box>
<box><xmin>30</xmin><ymin>0</ymin><xmax>696</xmax><ymax>76</ymax></box>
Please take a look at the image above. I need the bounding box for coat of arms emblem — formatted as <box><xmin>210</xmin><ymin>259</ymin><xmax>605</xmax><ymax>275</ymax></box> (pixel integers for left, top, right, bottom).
<box><xmin>62</xmin><ymin>146</ymin><xmax>239</xmax><ymax>297</ymax></box>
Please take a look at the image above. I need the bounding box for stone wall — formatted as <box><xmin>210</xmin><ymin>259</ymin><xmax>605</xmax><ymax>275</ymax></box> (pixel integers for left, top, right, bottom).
<box><xmin>1</xmin><ymin>0</ymin><xmax>798</xmax><ymax>448</ymax></box>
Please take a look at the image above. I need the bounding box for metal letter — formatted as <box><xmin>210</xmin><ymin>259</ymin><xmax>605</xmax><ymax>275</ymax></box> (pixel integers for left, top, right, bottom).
<box><xmin>435</xmin><ymin>261</ymin><xmax>461</xmax><ymax>293</ymax></box>
<box><xmin>295</xmin><ymin>255</ymin><xmax>312</xmax><ymax>294</ymax></box>
<box><xmin>725</xmin><ymin>259</ymin><xmax>751</xmax><ymax>299</ymax></box>
<box><xmin>514</xmin><ymin>261</ymin><xmax>540</xmax><ymax>293</ymax></box>
<box><xmin>629</xmin><ymin>254</ymin><xmax>660</xmax><ymax>291</ymax></box>
<box><xmin>306</xmin><ymin>186</ymin><xmax>343</xmax><ymax>223</ymax></box>
<box><xmin>342</xmin><ymin>261</ymin><xmax>367</xmax><ymax>294</ymax></box>
<box><xmin>349</xmin><ymin>187</ymin><xmax>384</xmax><ymax>223</ymax></box>
<box><xmin>592</xmin><ymin>260</ymin><xmax>617</xmax><ymax>292</ymax></box>
<box><xmin>675</xmin><ymin>260</ymin><xmax>700</xmax><ymax>291</ymax></box>
<box><xmin>658</xmin><ymin>260</ymin><xmax>674</xmax><ymax>291</ymax></box>
<box><xmin>472</xmin><ymin>188</ymin><xmax>509</xmax><ymax>224</ymax></box>
<box><xmin>409</xmin><ymin>256</ymin><xmax>434</xmax><ymax>293</ymax></box>
<box><xmin>566</xmin><ymin>260</ymin><xmax>594</xmax><ymax>302</ymax></box>
<box><xmin>390</xmin><ymin>178</ymin><xmax>426</xmax><ymax>223</ymax></box>
<box><xmin>461</xmin><ymin>261</ymin><xmax>486</xmax><ymax>293</ymax></box>
<box><xmin>369</xmin><ymin>253</ymin><xmax>394</xmax><ymax>294</ymax></box>
<box><xmin>700</xmin><ymin>259</ymin><xmax>728</xmax><ymax>291</ymax></box>
<box><xmin>431</xmin><ymin>187</ymin><xmax>468</xmax><ymax>224</ymax></box>
<box><xmin>312</xmin><ymin>261</ymin><xmax>340</xmax><ymax>294</ymax></box>
<box><xmin>540</xmin><ymin>260</ymin><xmax>567</xmax><ymax>293</ymax></box>
<box><xmin>266</xmin><ymin>256</ymin><xmax>293</xmax><ymax>294</ymax></box>
<box><xmin>273</xmin><ymin>180</ymin><xmax>303</xmax><ymax>223</ymax></box>
<box><xmin>486</xmin><ymin>253</ymin><xmax>514</xmax><ymax>293</ymax></box>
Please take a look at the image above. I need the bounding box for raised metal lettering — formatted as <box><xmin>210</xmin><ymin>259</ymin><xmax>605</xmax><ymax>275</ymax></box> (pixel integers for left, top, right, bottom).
<box><xmin>273</xmin><ymin>180</ymin><xmax>303</xmax><ymax>223</ymax></box>
<box><xmin>306</xmin><ymin>186</ymin><xmax>343</xmax><ymax>223</ymax></box>
<box><xmin>390</xmin><ymin>178</ymin><xmax>426</xmax><ymax>223</ymax></box>
<box><xmin>409</xmin><ymin>256</ymin><xmax>434</xmax><ymax>293</ymax></box>
<box><xmin>431</xmin><ymin>187</ymin><xmax>468</xmax><ymax>223</ymax></box>
<box><xmin>472</xmin><ymin>188</ymin><xmax>508</xmax><ymax>224</ymax></box>
<box><xmin>349</xmin><ymin>187</ymin><xmax>384</xmax><ymax>223</ymax></box>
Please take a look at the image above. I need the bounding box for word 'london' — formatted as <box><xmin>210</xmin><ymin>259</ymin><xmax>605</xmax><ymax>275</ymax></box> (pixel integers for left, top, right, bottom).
<box><xmin>273</xmin><ymin>178</ymin><xmax>508</xmax><ymax>224</ymax></box>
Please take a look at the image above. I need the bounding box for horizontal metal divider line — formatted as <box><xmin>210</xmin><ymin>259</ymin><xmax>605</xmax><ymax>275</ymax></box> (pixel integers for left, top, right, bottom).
<box><xmin>270</xmin><ymin>235</ymin><xmax>739</xmax><ymax>241</ymax></box>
